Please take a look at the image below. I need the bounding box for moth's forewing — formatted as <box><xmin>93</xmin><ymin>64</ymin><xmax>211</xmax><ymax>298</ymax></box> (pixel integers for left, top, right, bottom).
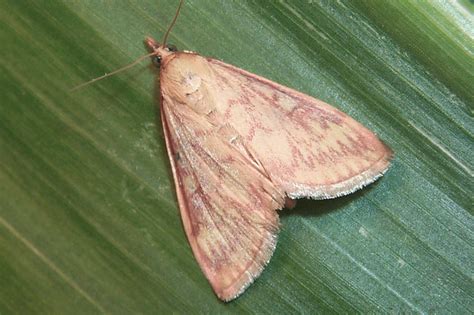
<box><xmin>209</xmin><ymin>59</ymin><xmax>393</xmax><ymax>200</ymax></box>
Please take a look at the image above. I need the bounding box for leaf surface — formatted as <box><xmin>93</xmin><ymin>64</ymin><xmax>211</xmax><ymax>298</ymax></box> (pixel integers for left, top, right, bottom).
<box><xmin>1</xmin><ymin>0</ymin><xmax>472</xmax><ymax>313</ymax></box>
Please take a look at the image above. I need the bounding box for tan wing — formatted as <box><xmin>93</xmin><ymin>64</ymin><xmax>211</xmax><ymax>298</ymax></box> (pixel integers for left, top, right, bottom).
<box><xmin>159</xmin><ymin>51</ymin><xmax>392</xmax><ymax>301</ymax></box>
<box><xmin>207</xmin><ymin>59</ymin><xmax>393</xmax><ymax>199</ymax></box>
<box><xmin>160</xmin><ymin>89</ymin><xmax>285</xmax><ymax>301</ymax></box>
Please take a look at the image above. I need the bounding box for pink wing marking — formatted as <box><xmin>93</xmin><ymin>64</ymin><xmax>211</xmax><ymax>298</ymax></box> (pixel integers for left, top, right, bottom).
<box><xmin>208</xmin><ymin>58</ymin><xmax>393</xmax><ymax>199</ymax></box>
<box><xmin>160</xmin><ymin>93</ymin><xmax>285</xmax><ymax>301</ymax></box>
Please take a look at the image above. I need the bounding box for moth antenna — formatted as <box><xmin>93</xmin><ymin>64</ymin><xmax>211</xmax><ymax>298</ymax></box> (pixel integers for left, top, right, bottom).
<box><xmin>70</xmin><ymin>0</ymin><xmax>183</xmax><ymax>92</ymax></box>
<box><xmin>69</xmin><ymin>51</ymin><xmax>157</xmax><ymax>92</ymax></box>
<box><xmin>161</xmin><ymin>0</ymin><xmax>184</xmax><ymax>48</ymax></box>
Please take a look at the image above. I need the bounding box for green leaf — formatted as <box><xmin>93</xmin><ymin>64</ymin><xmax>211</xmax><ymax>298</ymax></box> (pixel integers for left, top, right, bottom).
<box><xmin>1</xmin><ymin>0</ymin><xmax>472</xmax><ymax>313</ymax></box>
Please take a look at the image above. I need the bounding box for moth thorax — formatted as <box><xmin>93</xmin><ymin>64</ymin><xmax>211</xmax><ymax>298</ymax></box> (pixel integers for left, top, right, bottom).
<box><xmin>163</xmin><ymin>54</ymin><xmax>216</xmax><ymax>115</ymax></box>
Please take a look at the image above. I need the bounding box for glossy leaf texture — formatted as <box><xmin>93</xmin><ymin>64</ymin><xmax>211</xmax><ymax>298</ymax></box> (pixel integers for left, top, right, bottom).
<box><xmin>1</xmin><ymin>0</ymin><xmax>472</xmax><ymax>313</ymax></box>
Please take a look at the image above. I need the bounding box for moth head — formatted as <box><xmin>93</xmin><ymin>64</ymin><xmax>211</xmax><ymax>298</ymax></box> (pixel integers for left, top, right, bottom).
<box><xmin>151</xmin><ymin>45</ymin><xmax>177</xmax><ymax>67</ymax></box>
<box><xmin>145</xmin><ymin>37</ymin><xmax>178</xmax><ymax>66</ymax></box>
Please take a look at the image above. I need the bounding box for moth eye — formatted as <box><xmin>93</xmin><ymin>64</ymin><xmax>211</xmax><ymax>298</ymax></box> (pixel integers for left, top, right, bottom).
<box><xmin>152</xmin><ymin>55</ymin><xmax>162</xmax><ymax>67</ymax></box>
<box><xmin>167</xmin><ymin>44</ymin><xmax>178</xmax><ymax>52</ymax></box>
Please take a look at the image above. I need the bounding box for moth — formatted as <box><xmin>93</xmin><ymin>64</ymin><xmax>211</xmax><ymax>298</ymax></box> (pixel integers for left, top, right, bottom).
<box><xmin>74</xmin><ymin>0</ymin><xmax>392</xmax><ymax>302</ymax></box>
<box><xmin>144</xmin><ymin>10</ymin><xmax>394</xmax><ymax>303</ymax></box>
<box><xmin>147</xmin><ymin>36</ymin><xmax>392</xmax><ymax>300</ymax></box>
